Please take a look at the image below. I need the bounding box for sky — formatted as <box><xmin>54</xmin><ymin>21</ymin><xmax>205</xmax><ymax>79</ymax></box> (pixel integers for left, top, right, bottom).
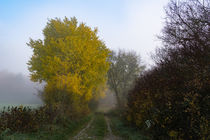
<box><xmin>0</xmin><ymin>0</ymin><xmax>169</xmax><ymax>75</ymax></box>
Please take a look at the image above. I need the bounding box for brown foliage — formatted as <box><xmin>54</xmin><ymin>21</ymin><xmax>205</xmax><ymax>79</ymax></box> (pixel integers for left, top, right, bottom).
<box><xmin>127</xmin><ymin>0</ymin><xmax>209</xmax><ymax>139</ymax></box>
<box><xmin>0</xmin><ymin>106</ymin><xmax>58</xmax><ymax>133</ymax></box>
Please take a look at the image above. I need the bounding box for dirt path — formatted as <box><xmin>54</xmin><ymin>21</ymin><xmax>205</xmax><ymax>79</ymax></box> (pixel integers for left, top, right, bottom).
<box><xmin>71</xmin><ymin>118</ymin><xmax>94</xmax><ymax>140</ymax></box>
<box><xmin>71</xmin><ymin>115</ymin><xmax>121</xmax><ymax>140</ymax></box>
<box><xmin>104</xmin><ymin>116</ymin><xmax>122</xmax><ymax>140</ymax></box>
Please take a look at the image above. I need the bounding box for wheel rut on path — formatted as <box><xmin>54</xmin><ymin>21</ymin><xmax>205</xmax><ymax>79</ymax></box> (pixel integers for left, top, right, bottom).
<box><xmin>104</xmin><ymin>116</ymin><xmax>122</xmax><ymax>140</ymax></box>
<box><xmin>71</xmin><ymin>115</ymin><xmax>122</xmax><ymax>140</ymax></box>
<box><xmin>71</xmin><ymin>118</ymin><xmax>94</xmax><ymax>140</ymax></box>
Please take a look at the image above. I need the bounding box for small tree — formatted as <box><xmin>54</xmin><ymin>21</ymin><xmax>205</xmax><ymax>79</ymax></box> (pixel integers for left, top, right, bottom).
<box><xmin>27</xmin><ymin>17</ymin><xmax>110</xmax><ymax>117</ymax></box>
<box><xmin>108</xmin><ymin>50</ymin><xmax>145</xmax><ymax>108</ymax></box>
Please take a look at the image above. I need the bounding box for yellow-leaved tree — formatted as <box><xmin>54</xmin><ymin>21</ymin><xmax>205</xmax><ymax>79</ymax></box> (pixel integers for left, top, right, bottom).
<box><xmin>27</xmin><ymin>17</ymin><xmax>110</xmax><ymax>117</ymax></box>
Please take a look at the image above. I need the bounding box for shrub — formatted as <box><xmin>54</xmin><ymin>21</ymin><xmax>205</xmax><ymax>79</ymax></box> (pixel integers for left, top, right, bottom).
<box><xmin>127</xmin><ymin>0</ymin><xmax>209</xmax><ymax>139</ymax></box>
<box><xmin>0</xmin><ymin>105</ymin><xmax>58</xmax><ymax>133</ymax></box>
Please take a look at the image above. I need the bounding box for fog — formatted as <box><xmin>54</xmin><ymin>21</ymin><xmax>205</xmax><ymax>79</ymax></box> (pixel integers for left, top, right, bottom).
<box><xmin>0</xmin><ymin>70</ymin><xmax>42</xmax><ymax>104</ymax></box>
<box><xmin>0</xmin><ymin>70</ymin><xmax>117</xmax><ymax>106</ymax></box>
<box><xmin>97</xmin><ymin>90</ymin><xmax>117</xmax><ymax>112</ymax></box>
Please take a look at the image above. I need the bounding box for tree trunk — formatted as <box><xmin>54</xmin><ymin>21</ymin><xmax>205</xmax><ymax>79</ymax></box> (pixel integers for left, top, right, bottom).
<box><xmin>114</xmin><ymin>88</ymin><xmax>121</xmax><ymax>108</ymax></box>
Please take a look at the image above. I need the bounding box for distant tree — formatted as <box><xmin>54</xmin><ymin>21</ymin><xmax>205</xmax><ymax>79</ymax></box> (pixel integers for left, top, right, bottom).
<box><xmin>27</xmin><ymin>17</ymin><xmax>110</xmax><ymax>117</ymax></box>
<box><xmin>108</xmin><ymin>50</ymin><xmax>145</xmax><ymax>108</ymax></box>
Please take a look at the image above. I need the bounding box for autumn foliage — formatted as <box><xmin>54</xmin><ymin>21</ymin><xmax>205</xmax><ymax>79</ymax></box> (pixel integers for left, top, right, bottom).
<box><xmin>127</xmin><ymin>0</ymin><xmax>209</xmax><ymax>139</ymax></box>
<box><xmin>0</xmin><ymin>106</ymin><xmax>58</xmax><ymax>133</ymax></box>
<box><xmin>27</xmin><ymin>17</ymin><xmax>110</xmax><ymax>117</ymax></box>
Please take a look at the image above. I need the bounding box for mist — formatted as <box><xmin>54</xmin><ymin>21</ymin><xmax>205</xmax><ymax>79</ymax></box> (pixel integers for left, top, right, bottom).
<box><xmin>0</xmin><ymin>70</ymin><xmax>42</xmax><ymax>104</ymax></box>
<box><xmin>97</xmin><ymin>90</ymin><xmax>117</xmax><ymax>112</ymax></box>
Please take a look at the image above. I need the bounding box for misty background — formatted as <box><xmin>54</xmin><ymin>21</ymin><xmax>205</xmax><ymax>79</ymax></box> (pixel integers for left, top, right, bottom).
<box><xmin>0</xmin><ymin>0</ymin><xmax>168</xmax><ymax>104</ymax></box>
<box><xmin>0</xmin><ymin>70</ymin><xmax>42</xmax><ymax>104</ymax></box>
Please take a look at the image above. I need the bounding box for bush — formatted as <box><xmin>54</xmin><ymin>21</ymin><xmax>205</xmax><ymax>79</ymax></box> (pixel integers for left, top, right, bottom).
<box><xmin>0</xmin><ymin>105</ymin><xmax>58</xmax><ymax>133</ymax></box>
<box><xmin>127</xmin><ymin>0</ymin><xmax>209</xmax><ymax>139</ymax></box>
<box><xmin>88</xmin><ymin>99</ymin><xmax>99</xmax><ymax>112</ymax></box>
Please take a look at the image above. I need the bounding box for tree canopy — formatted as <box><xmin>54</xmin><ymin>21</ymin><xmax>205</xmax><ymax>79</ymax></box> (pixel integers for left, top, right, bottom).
<box><xmin>108</xmin><ymin>50</ymin><xmax>145</xmax><ymax>107</ymax></box>
<box><xmin>27</xmin><ymin>17</ymin><xmax>110</xmax><ymax>116</ymax></box>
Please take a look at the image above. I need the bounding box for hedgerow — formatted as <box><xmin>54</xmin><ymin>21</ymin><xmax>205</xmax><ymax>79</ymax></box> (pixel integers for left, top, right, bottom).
<box><xmin>127</xmin><ymin>0</ymin><xmax>209</xmax><ymax>139</ymax></box>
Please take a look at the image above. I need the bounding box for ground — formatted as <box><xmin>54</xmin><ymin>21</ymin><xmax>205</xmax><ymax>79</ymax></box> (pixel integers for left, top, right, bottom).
<box><xmin>70</xmin><ymin>113</ymin><xmax>122</xmax><ymax>140</ymax></box>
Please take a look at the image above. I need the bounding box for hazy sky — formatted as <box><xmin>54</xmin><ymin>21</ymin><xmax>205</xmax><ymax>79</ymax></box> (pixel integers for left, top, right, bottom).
<box><xmin>0</xmin><ymin>0</ymin><xmax>169</xmax><ymax>75</ymax></box>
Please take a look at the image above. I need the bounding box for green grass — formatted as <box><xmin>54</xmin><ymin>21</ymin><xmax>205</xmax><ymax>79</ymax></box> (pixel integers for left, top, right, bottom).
<box><xmin>86</xmin><ymin>113</ymin><xmax>107</xmax><ymax>140</ymax></box>
<box><xmin>107</xmin><ymin>110</ymin><xmax>149</xmax><ymax>140</ymax></box>
<box><xmin>0</xmin><ymin>114</ymin><xmax>92</xmax><ymax>140</ymax></box>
